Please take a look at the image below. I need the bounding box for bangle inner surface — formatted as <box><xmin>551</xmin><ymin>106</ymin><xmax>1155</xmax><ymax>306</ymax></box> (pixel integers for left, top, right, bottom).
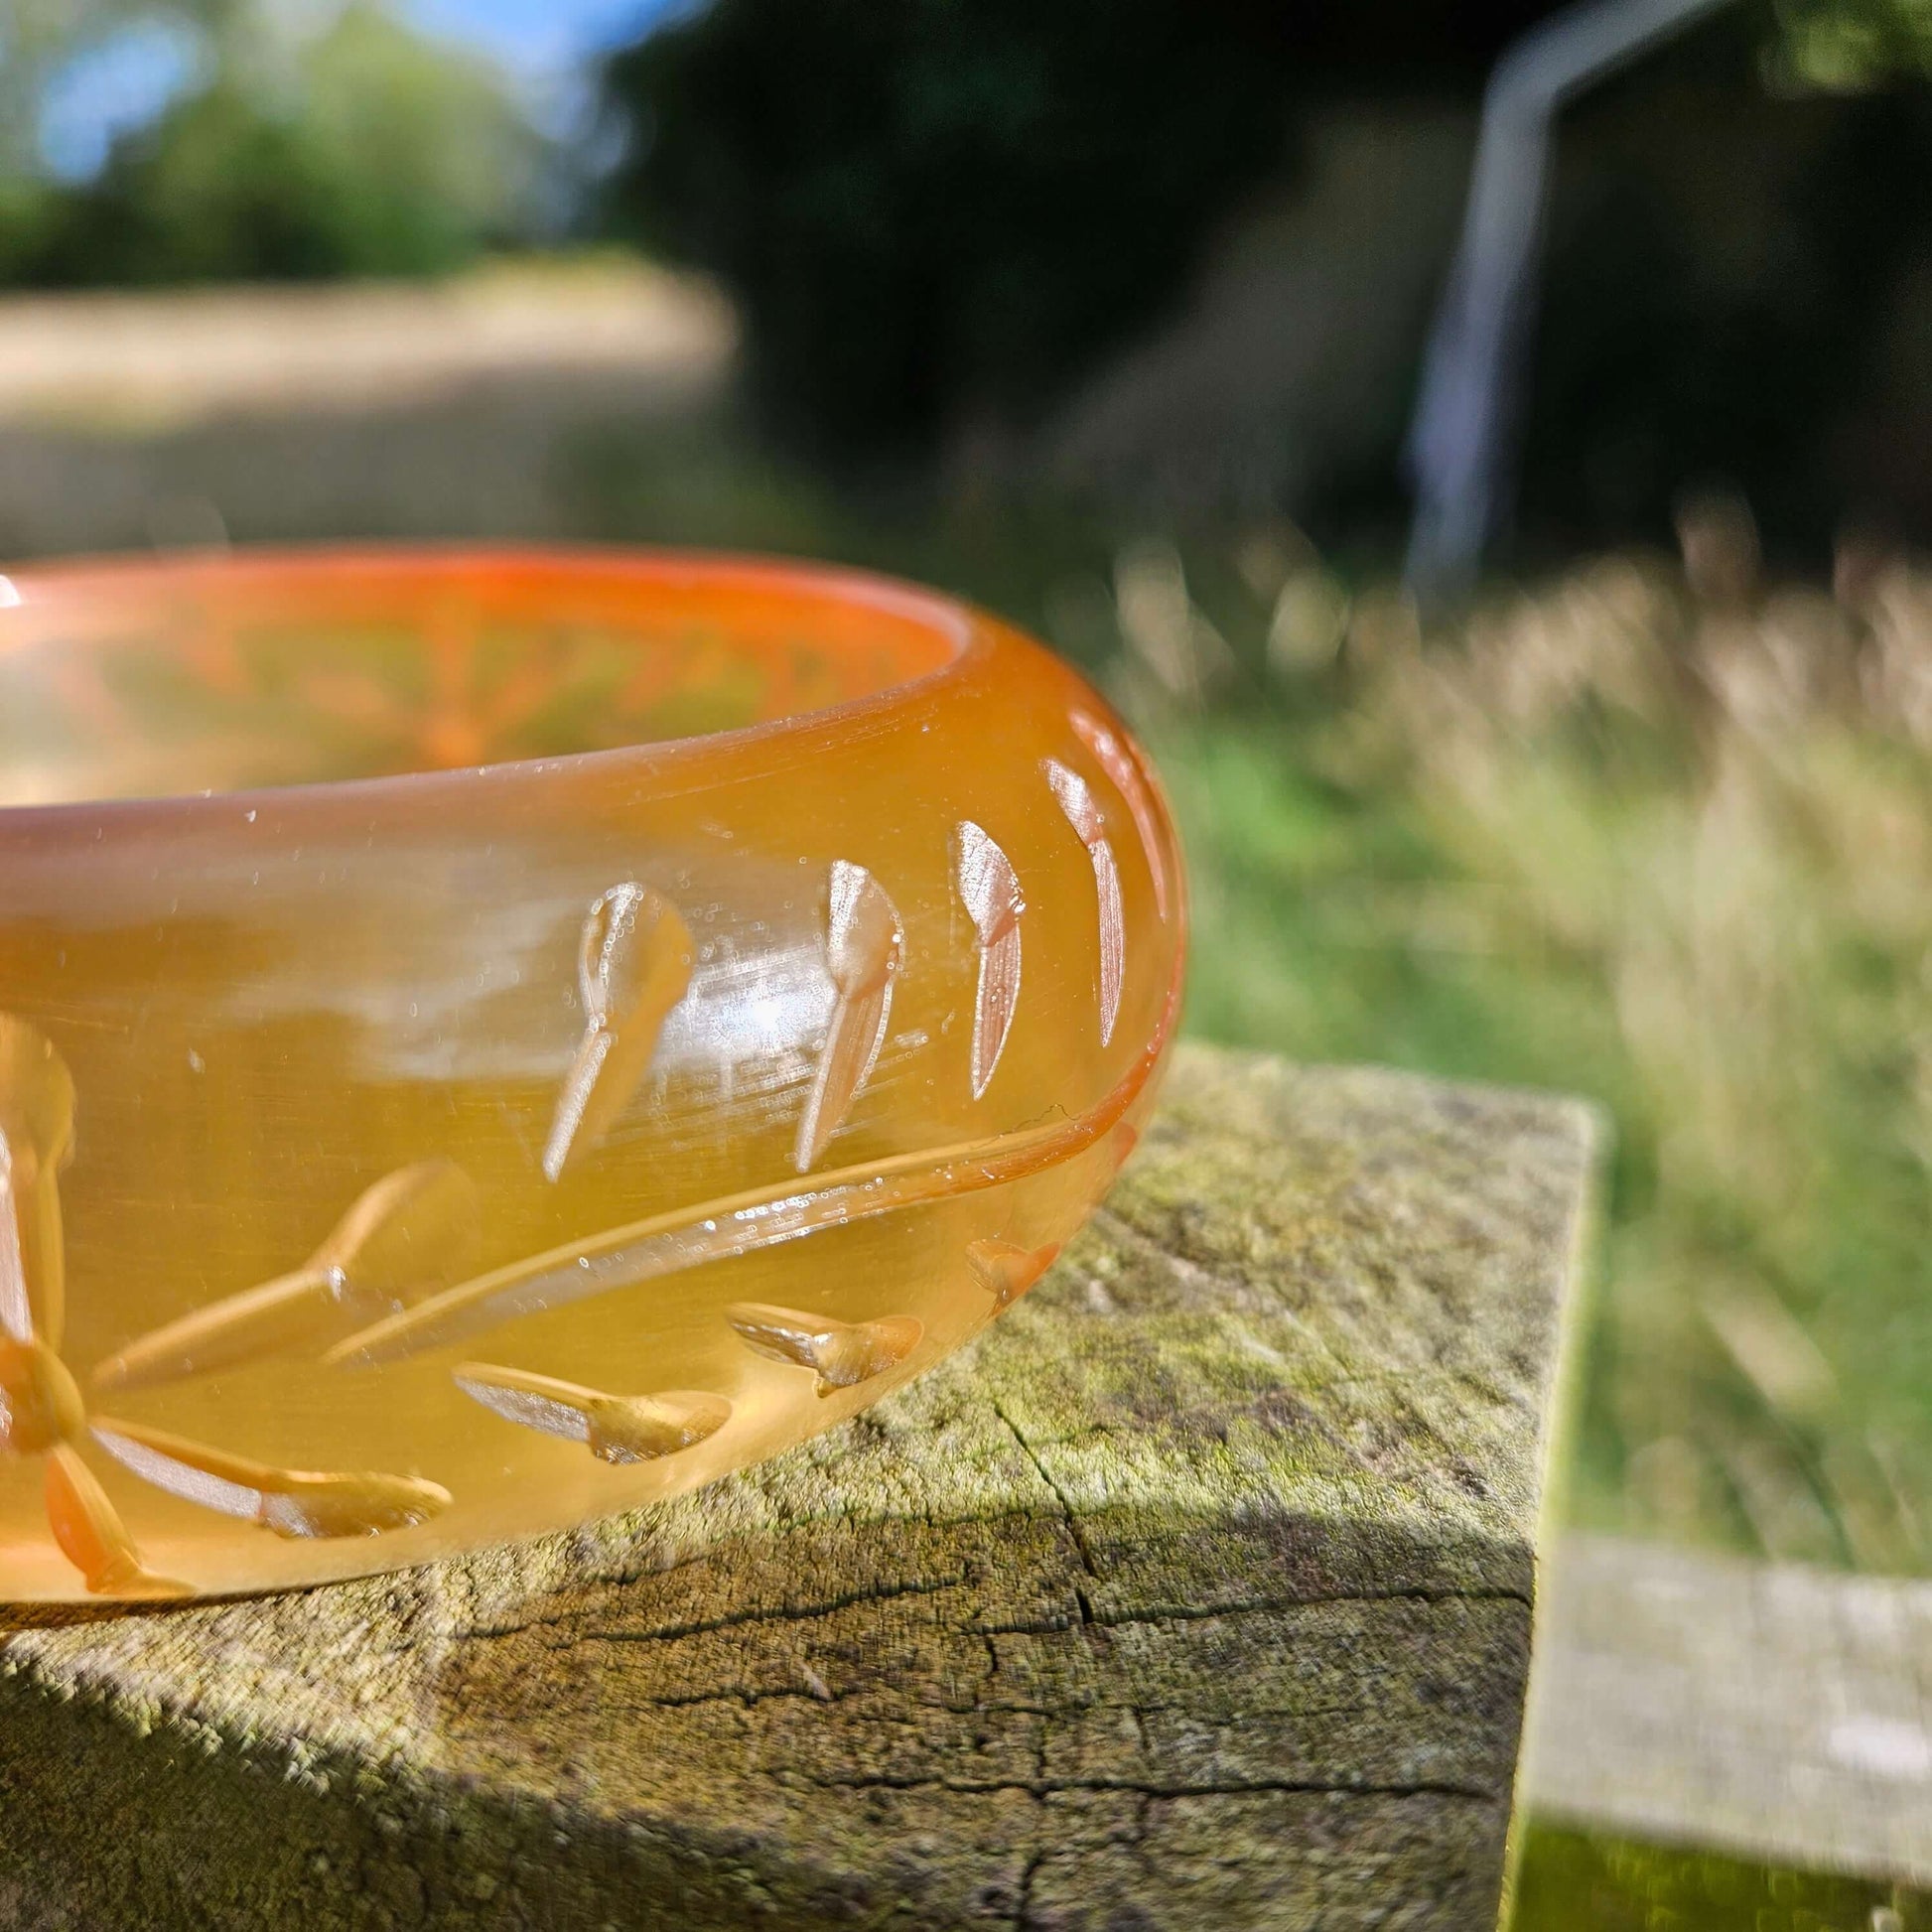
<box><xmin>0</xmin><ymin>552</ymin><xmax>968</xmax><ymax>808</ymax></box>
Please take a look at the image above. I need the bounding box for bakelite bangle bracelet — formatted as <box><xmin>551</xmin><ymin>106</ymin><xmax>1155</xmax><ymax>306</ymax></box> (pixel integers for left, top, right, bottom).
<box><xmin>0</xmin><ymin>548</ymin><xmax>1185</xmax><ymax>1601</ymax></box>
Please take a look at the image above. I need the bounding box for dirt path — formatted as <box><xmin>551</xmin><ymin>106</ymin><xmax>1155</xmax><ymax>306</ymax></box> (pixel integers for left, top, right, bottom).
<box><xmin>0</xmin><ymin>258</ymin><xmax>740</xmax><ymax>560</ymax></box>
<box><xmin>0</xmin><ymin>257</ymin><xmax>734</xmax><ymax>431</ymax></box>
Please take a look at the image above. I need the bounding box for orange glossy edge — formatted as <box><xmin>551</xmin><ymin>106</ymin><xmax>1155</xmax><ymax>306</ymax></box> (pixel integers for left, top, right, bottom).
<box><xmin>0</xmin><ymin>540</ymin><xmax>1187</xmax><ymax>1129</ymax></box>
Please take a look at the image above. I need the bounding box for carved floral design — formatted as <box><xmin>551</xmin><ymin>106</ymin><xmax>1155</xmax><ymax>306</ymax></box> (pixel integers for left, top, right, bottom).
<box><xmin>2</xmin><ymin>709</ymin><xmax>1173</xmax><ymax>1596</ymax></box>
<box><xmin>0</xmin><ymin>1016</ymin><xmax>453</xmax><ymax>1595</ymax></box>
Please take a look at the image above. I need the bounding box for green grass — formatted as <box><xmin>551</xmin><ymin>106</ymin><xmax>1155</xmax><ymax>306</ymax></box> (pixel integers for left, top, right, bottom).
<box><xmin>1510</xmin><ymin>1822</ymin><xmax>1928</xmax><ymax>1931</ymax></box>
<box><xmin>564</xmin><ymin>425</ymin><xmax>1932</xmax><ymax>1573</ymax></box>
<box><xmin>1140</xmin><ymin>559</ymin><xmax>1932</xmax><ymax>1572</ymax></box>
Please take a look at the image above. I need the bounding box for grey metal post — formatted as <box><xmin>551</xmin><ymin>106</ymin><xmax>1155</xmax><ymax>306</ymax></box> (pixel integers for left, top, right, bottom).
<box><xmin>1403</xmin><ymin>0</ymin><xmax>1738</xmax><ymax>605</ymax></box>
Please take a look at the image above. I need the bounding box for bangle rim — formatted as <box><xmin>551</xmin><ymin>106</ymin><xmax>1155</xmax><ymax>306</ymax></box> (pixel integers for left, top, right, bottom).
<box><xmin>0</xmin><ymin>541</ymin><xmax>1019</xmax><ymax>823</ymax></box>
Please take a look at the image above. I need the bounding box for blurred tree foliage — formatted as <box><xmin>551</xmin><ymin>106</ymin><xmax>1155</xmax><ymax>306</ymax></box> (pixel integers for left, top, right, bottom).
<box><xmin>0</xmin><ymin>1</ymin><xmax>544</xmax><ymax>286</ymax></box>
<box><xmin>1523</xmin><ymin>68</ymin><xmax>1932</xmax><ymax>560</ymax></box>
<box><xmin>1776</xmin><ymin>0</ymin><xmax>1932</xmax><ymax>82</ymax></box>
<box><xmin>600</xmin><ymin>1</ymin><xmax>1567</xmax><ymax>463</ymax></box>
<box><xmin>604</xmin><ymin>0</ymin><xmax>1932</xmax><ymax>470</ymax></box>
<box><xmin>0</xmin><ymin>1</ymin><xmax>229</xmax><ymax>177</ymax></box>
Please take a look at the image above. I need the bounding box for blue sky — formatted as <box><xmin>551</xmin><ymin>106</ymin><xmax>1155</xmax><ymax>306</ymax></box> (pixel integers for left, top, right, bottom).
<box><xmin>37</xmin><ymin>0</ymin><xmax>691</xmax><ymax>180</ymax></box>
<box><xmin>398</xmin><ymin>0</ymin><xmax>686</xmax><ymax>81</ymax></box>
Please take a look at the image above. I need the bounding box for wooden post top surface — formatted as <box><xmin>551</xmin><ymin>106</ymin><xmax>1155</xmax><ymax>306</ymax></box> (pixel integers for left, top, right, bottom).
<box><xmin>0</xmin><ymin>1044</ymin><xmax>1597</xmax><ymax>1932</ymax></box>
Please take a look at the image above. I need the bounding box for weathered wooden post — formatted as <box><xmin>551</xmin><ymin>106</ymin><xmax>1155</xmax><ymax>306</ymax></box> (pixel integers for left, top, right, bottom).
<box><xmin>0</xmin><ymin>1044</ymin><xmax>1594</xmax><ymax>1929</ymax></box>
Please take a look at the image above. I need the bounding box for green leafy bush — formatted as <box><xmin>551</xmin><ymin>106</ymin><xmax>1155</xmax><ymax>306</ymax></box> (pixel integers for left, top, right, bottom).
<box><xmin>1776</xmin><ymin>0</ymin><xmax>1932</xmax><ymax>84</ymax></box>
<box><xmin>1</xmin><ymin>2</ymin><xmax>543</xmax><ymax>287</ymax></box>
<box><xmin>600</xmin><ymin>0</ymin><xmax>1319</xmax><ymax>460</ymax></box>
<box><xmin>600</xmin><ymin>0</ymin><xmax>1932</xmax><ymax>479</ymax></box>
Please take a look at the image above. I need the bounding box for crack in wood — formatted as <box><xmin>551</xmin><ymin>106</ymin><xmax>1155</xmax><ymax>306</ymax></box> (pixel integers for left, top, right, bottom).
<box><xmin>970</xmin><ymin>1583</ymin><xmax>1530</xmax><ymax>1639</ymax></box>
<box><xmin>801</xmin><ymin>1771</ymin><xmax>1498</xmax><ymax>1804</ymax></box>
<box><xmin>989</xmin><ymin>1396</ymin><xmax>1103</xmax><ymax>1590</ymax></box>
<box><xmin>455</xmin><ymin>1569</ymin><xmax>976</xmax><ymax>1647</ymax></box>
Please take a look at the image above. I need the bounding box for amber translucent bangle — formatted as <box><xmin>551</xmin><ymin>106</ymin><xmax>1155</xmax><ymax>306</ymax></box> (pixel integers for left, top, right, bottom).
<box><xmin>0</xmin><ymin>548</ymin><xmax>1185</xmax><ymax>1601</ymax></box>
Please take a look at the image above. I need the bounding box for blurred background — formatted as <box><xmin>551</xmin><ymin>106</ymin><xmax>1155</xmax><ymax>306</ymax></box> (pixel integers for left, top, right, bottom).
<box><xmin>3</xmin><ymin>0</ymin><xmax>1932</xmax><ymax>1919</ymax></box>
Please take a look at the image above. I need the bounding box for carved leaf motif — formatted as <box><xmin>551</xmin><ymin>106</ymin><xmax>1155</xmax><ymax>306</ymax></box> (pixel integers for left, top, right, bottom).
<box><xmin>91</xmin><ymin>1266</ymin><xmax>339</xmax><ymax>1394</ymax></box>
<box><xmin>310</xmin><ymin>1159</ymin><xmax>481</xmax><ymax>1299</ymax></box>
<box><xmin>1070</xmin><ymin>710</ymin><xmax>1170</xmax><ymax>922</ymax></box>
<box><xmin>794</xmin><ymin>861</ymin><xmax>902</xmax><ymax>1173</ymax></box>
<box><xmin>90</xmin><ymin>1418</ymin><xmax>452</xmax><ymax>1540</ymax></box>
<box><xmin>953</xmin><ymin>821</ymin><xmax>1024</xmax><ymax>1100</ymax></box>
<box><xmin>43</xmin><ymin>1446</ymin><xmax>190</xmax><ymax>1598</ymax></box>
<box><xmin>544</xmin><ymin>883</ymin><xmax>696</xmax><ymax>1181</ymax></box>
<box><xmin>0</xmin><ymin>1014</ymin><xmax>76</xmax><ymax>1168</ymax></box>
<box><xmin>0</xmin><ymin>1015</ymin><xmax>73</xmax><ymax>1351</ymax></box>
<box><xmin>1041</xmin><ymin>758</ymin><xmax>1103</xmax><ymax>843</ymax></box>
<box><xmin>455</xmin><ymin>1362</ymin><xmax>732</xmax><ymax>1464</ymax></box>
<box><xmin>1091</xmin><ymin>840</ymin><xmax>1125</xmax><ymax>1045</ymax></box>
<box><xmin>92</xmin><ymin>1160</ymin><xmax>481</xmax><ymax>1393</ymax></box>
<box><xmin>965</xmin><ymin>1238</ymin><xmax>1062</xmax><ymax>1310</ymax></box>
<box><xmin>0</xmin><ymin>1335</ymin><xmax>84</xmax><ymax>1456</ymax></box>
<box><xmin>0</xmin><ymin>1142</ymin><xmax>33</xmax><ymax>1349</ymax></box>
<box><xmin>329</xmin><ymin>1034</ymin><xmax>1165</xmax><ymax>1372</ymax></box>
<box><xmin>726</xmin><ymin>1301</ymin><xmax>923</xmax><ymax>1397</ymax></box>
<box><xmin>328</xmin><ymin>880</ymin><xmax>1186</xmax><ymax>1376</ymax></box>
<box><xmin>1042</xmin><ymin>759</ymin><xmax>1126</xmax><ymax>1046</ymax></box>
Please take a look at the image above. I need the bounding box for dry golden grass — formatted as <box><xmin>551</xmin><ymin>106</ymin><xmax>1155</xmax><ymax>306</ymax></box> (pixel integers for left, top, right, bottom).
<box><xmin>1101</xmin><ymin>506</ymin><xmax>1932</xmax><ymax>1572</ymax></box>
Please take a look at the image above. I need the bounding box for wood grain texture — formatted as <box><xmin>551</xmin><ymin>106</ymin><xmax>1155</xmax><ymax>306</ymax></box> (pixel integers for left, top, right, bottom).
<box><xmin>0</xmin><ymin>1044</ymin><xmax>1595</xmax><ymax>1931</ymax></box>
<box><xmin>1526</xmin><ymin>1532</ymin><xmax>1932</xmax><ymax>1886</ymax></box>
